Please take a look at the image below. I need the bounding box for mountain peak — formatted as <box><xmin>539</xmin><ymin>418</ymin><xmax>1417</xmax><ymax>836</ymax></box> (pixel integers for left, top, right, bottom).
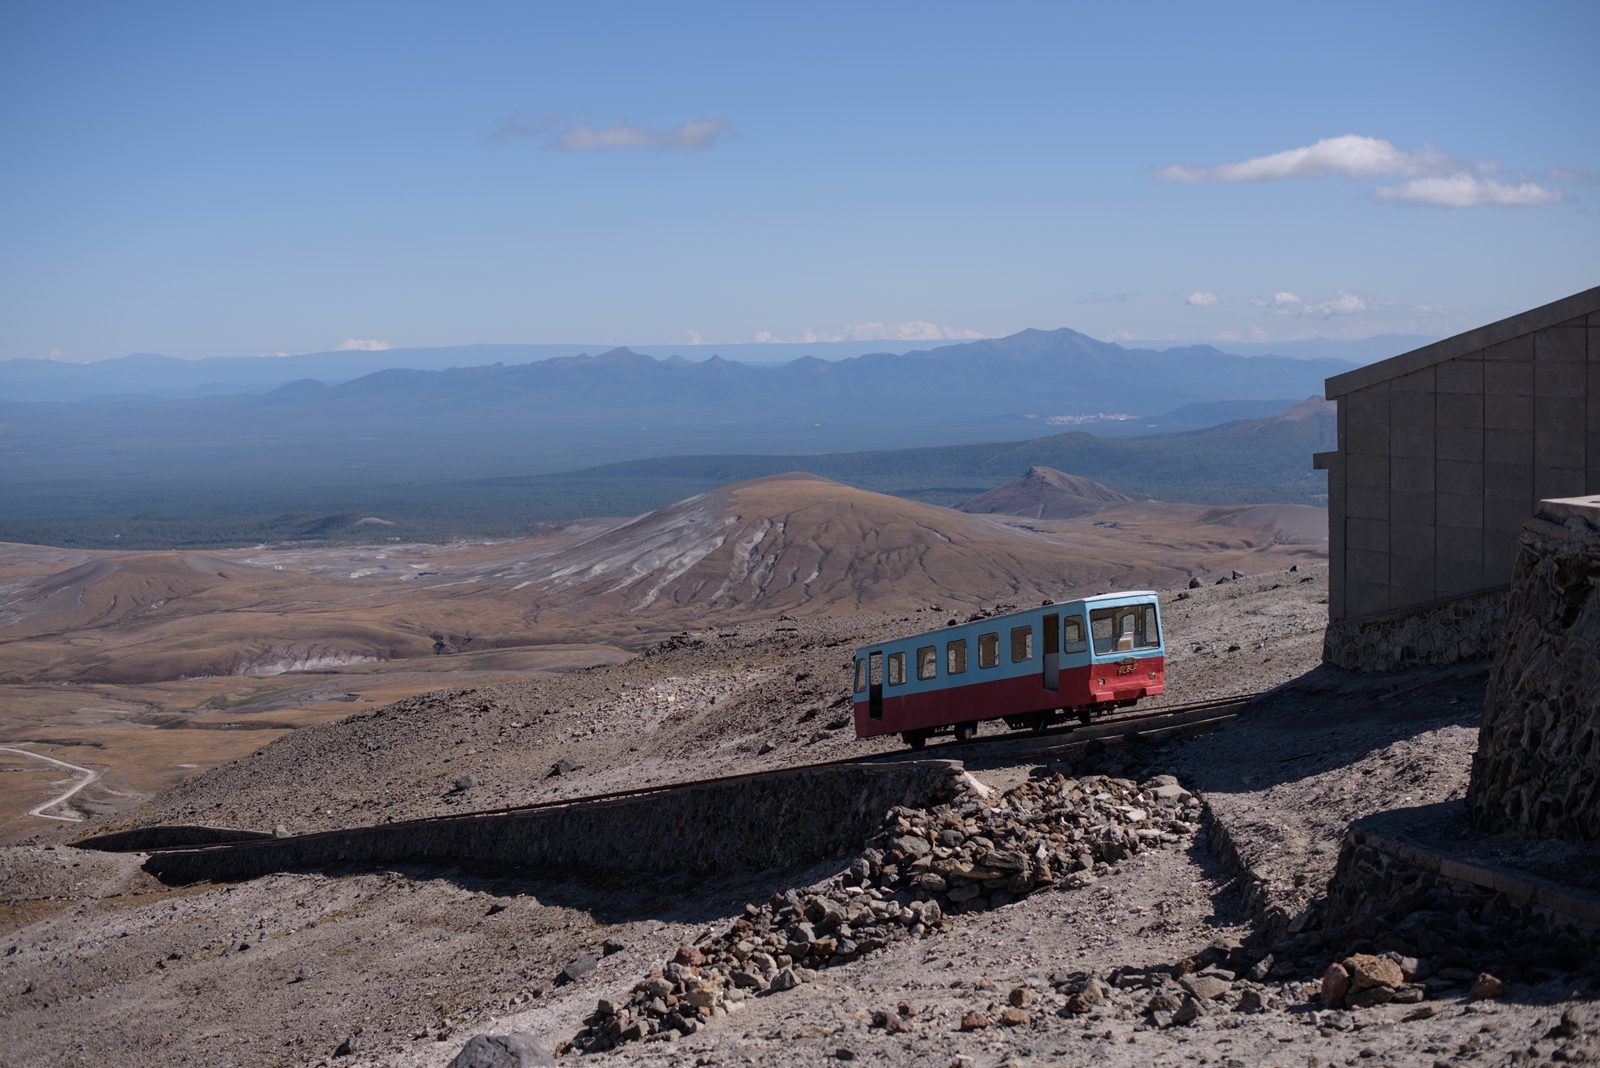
<box><xmin>958</xmin><ymin>466</ymin><xmax>1137</xmax><ymax>520</ymax></box>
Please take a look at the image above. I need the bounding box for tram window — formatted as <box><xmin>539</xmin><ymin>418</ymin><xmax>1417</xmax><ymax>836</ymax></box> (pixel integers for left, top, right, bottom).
<box><xmin>854</xmin><ymin>658</ymin><xmax>868</xmax><ymax>693</ymax></box>
<box><xmin>1010</xmin><ymin>626</ymin><xmax>1033</xmax><ymax>662</ymax></box>
<box><xmin>1090</xmin><ymin>605</ymin><xmax>1159</xmax><ymax>654</ymax></box>
<box><xmin>1063</xmin><ymin>617</ymin><xmax>1087</xmax><ymax>654</ymax></box>
<box><xmin>887</xmin><ymin>651</ymin><xmax>907</xmax><ymax>685</ymax></box>
<box><xmin>916</xmin><ymin>646</ymin><xmax>937</xmax><ymax>681</ymax></box>
<box><xmin>978</xmin><ymin>633</ymin><xmax>999</xmax><ymax>669</ymax></box>
<box><xmin>947</xmin><ymin>639</ymin><xmax>967</xmax><ymax>674</ymax></box>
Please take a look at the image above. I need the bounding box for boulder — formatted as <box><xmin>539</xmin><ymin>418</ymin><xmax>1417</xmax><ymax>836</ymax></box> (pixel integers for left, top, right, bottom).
<box><xmin>1320</xmin><ymin>962</ymin><xmax>1351</xmax><ymax>1007</ymax></box>
<box><xmin>1344</xmin><ymin>954</ymin><xmax>1403</xmax><ymax>990</ymax></box>
<box><xmin>447</xmin><ymin>1033</ymin><xmax>557</xmax><ymax>1068</ymax></box>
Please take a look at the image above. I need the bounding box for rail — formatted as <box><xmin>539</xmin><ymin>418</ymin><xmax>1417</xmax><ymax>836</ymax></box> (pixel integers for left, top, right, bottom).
<box><xmin>77</xmin><ymin>690</ymin><xmax>1263</xmax><ymax>855</ymax></box>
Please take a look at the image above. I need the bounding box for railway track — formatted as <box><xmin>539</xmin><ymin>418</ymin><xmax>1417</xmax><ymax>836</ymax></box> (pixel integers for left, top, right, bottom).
<box><xmin>79</xmin><ymin>690</ymin><xmax>1266</xmax><ymax>853</ymax></box>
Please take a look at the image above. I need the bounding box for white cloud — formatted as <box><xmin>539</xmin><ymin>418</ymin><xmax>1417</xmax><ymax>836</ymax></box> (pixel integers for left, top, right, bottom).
<box><xmin>1159</xmin><ymin>135</ymin><xmax>1434</xmax><ymax>183</ymax></box>
<box><xmin>339</xmin><ymin>339</ymin><xmax>391</xmax><ymax>351</ymax></box>
<box><xmin>489</xmin><ymin>111</ymin><xmax>732</xmax><ymax>152</ymax></box>
<box><xmin>1298</xmin><ymin>291</ymin><xmax>1368</xmax><ymax>319</ymax></box>
<box><xmin>685</xmin><ymin>330</ymin><xmax>705</xmax><ymax>344</ymax></box>
<box><xmin>1251</xmin><ymin>291</ymin><xmax>1303</xmax><ymax>307</ymax></box>
<box><xmin>1158</xmin><ymin>134</ymin><xmax>1565</xmax><ymax>208</ymax></box>
<box><xmin>1185</xmin><ymin>292</ymin><xmax>1218</xmax><ymax>306</ymax></box>
<box><xmin>559</xmin><ymin>118</ymin><xmax>731</xmax><ymax>151</ymax></box>
<box><xmin>757</xmin><ymin>322</ymin><xmax>983</xmax><ymax>343</ymax></box>
<box><xmin>847</xmin><ymin>321</ymin><xmax>984</xmax><ymax>341</ymax></box>
<box><xmin>1372</xmin><ymin>174</ymin><xmax>1563</xmax><ymax>208</ymax></box>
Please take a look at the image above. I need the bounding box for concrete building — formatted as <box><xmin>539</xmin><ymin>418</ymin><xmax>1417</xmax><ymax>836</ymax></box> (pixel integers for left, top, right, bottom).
<box><xmin>1317</xmin><ymin>285</ymin><xmax>1600</xmax><ymax>670</ymax></box>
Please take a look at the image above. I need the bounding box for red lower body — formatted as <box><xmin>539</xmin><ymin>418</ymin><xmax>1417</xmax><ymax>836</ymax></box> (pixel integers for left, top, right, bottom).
<box><xmin>853</xmin><ymin>658</ymin><xmax>1164</xmax><ymax>739</ymax></box>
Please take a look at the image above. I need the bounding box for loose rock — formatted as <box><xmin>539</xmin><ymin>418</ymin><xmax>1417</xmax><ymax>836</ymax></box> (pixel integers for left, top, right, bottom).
<box><xmin>446</xmin><ymin>1033</ymin><xmax>557</xmax><ymax>1068</ymax></box>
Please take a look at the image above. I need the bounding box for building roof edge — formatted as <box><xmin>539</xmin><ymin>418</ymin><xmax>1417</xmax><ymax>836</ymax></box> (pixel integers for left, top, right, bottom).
<box><xmin>1324</xmin><ymin>285</ymin><xmax>1600</xmax><ymax>400</ymax></box>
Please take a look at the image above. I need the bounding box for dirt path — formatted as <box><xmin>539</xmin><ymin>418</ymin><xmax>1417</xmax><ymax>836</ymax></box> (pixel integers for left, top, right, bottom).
<box><xmin>0</xmin><ymin>745</ymin><xmax>98</xmax><ymax>821</ymax></box>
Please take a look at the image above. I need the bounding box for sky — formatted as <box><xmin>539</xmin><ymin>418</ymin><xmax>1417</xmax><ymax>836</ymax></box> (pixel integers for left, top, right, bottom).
<box><xmin>2</xmin><ymin>2</ymin><xmax>1596</xmax><ymax>363</ymax></box>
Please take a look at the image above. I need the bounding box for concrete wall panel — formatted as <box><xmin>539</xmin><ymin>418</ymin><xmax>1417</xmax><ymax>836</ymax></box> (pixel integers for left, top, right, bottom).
<box><xmin>1485</xmin><ymin>335</ymin><xmax>1535</xmax><ymax>363</ymax></box>
<box><xmin>1436</xmin><ymin>393</ymin><xmax>1484</xmax><ymax>428</ymax></box>
<box><xmin>1346</xmin><ymin>388</ymin><xmax>1390</xmax><ymax>425</ymax></box>
<box><xmin>1485</xmin><ymin>496</ymin><xmax>1533</xmax><ymax>533</ymax></box>
<box><xmin>1536</xmin><ymin>324</ymin><xmax>1587</xmax><ymax>362</ymax></box>
<box><xmin>1390</xmin><ymin>459</ymin><xmax>1435</xmax><ymax>495</ymax></box>
<box><xmin>1486</xmin><ymin>394</ymin><xmax>1535</xmax><ymax>430</ymax></box>
<box><xmin>1436</xmin><ymin>461</ymin><xmax>1485</xmax><ymax>498</ymax></box>
<box><xmin>1347</xmin><ymin>550</ymin><xmax>1389</xmax><ymax>586</ymax></box>
<box><xmin>1390</xmin><ymin>424</ymin><xmax>1435</xmax><ymax>459</ymax></box>
<box><xmin>1436</xmin><ymin>490</ymin><xmax>1484</xmax><ymax>527</ymax></box>
<box><xmin>1535</xmin><ymin>430</ymin><xmax>1586</xmax><ymax>468</ymax></box>
<box><xmin>1485</xmin><ymin>361</ymin><xmax>1534</xmax><ymax>396</ymax></box>
<box><xmin>1346</xmin><ymin>453</ymin><xmax>1389</xmax><ymax>488</ymax></box>
<box><xmin>1390</xmin><ymin>523</ymin><xmax>1435</xmax><ymax>559</ymax></box>
<box><xmin>1390</xmin><ymin>392</ymin><xmax>1436</xmax><ymax>427</ymax></box>
<box><xmin>1325</xmin><ymin>296</ymin><xmax>1599</xmax><ymax>632</ymax></box>
<box><xmin>1535</xmin><ymin>467</ymin><xmax>1587</xmax><ymax>500</ymax></box>
<box><xmin>1347</xmin><ymin>517</ymin><xmax>1388</xmax><ymax>553</ymax></box>
<box><xmin>1536</xmin><ymin>362</ymin><xmax>1586</xmax><ymax>397</ymax></box>
<box><xmin>1484</xmin><ymin>429</ymin><xmax>1534</xmax><ymax>465</ymax></box>
<box><xmin>1437</xmin><ymin>357</ymin><xmax>1484</xmax><ymax>394</ymax></box>
<box><xmin>1347</xmin><ymin>485</ymin><xmax>1389</xmax><ymax>520</ymax></box>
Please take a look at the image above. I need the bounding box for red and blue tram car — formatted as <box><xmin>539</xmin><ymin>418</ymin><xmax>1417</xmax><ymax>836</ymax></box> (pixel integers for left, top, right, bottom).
<box><xmin>850</xmin><ymin>593</ymin><xmax>1165</xmax><ymax>748</ymax></box>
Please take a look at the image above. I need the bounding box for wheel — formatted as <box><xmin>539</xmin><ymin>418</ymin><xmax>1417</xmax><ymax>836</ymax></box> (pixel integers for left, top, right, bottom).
<box><xmin>954</xmin><ymin>722</ymin><xmax>976</xmax><ymax>742</ymax></box>
<box><xmin>1077</xmin><ymin>708</ymin><xmax>1092</xmax><ymax>726</ymax></box>
<box><xmin>901</xmin><ymin>729</ymin><xmax>928</xmax><ymax>751</ymax></box>
<box><xmin>1033</xmin><ymin>711</ymin><xmax>1051</xmax><ymax>734</ymax></box>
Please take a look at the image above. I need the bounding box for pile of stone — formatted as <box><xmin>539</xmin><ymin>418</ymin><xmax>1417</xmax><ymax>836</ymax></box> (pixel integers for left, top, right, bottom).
<box><xmin>567</xmin><ymin>769</ymin><xmax>1203</xmax><ymax>1053</ymax></box>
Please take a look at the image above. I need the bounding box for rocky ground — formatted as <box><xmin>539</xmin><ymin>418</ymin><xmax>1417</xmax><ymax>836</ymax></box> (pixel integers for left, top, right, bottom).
<box><xmin>71</xmin><ymin>563</ymin><xmax>1332</xmax><ymax>839</ymax></box>
<box><xmin>4</xmin><ymin>560</ymin><xmax>1598</xmax><ymax>1066</ymax></box>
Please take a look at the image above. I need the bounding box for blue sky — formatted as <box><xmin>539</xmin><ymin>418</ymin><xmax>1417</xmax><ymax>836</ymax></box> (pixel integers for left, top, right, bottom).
<box><xmin>2</xmin><ymin>2</ymin><xmax>1596</xmax><ymax>362</ymax></box>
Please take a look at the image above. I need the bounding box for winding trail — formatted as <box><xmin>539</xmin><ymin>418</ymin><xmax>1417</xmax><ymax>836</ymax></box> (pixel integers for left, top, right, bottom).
<box><xmin>0</xmin><ymin>746</ymin><xmax>98</xmax><ymax>821</ymax></box>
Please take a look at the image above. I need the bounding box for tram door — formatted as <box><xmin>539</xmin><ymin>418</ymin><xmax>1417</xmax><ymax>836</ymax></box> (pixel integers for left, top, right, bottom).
<box><xmin>868</xmin><ymin>651</ymin><xmax>884</xmax><ymax>720</ymax></box>
<box><xmin>1042</xmin><ymin>614</ymin><xmax>1060</xmax><ymax>691</ymax></box>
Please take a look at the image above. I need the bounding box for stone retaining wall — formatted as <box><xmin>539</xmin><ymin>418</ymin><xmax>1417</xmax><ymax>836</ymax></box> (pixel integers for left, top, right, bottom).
<box><xmin>1320</xmin><ymin>827</ymin><xmax>1600</xmax><ymax>968</ymax></box>
<box><xmin>85</xmin><ymin>761</ymin><xmax>964</xmax><ymax>886</ymax></box>
<box><xmin>1321</xmin><ymin>587</ymin><xmax>1507</xmax><ymax>673</ymax></box>
<box><xmin>76</xmin><ymin>825</ymin><xmax>274</xmax><ymax>852</ymax></box>
<box><xmin>1468</xmin><ymin>513</ymin><xmax>1600</xmax><ymax>839</ymax></box>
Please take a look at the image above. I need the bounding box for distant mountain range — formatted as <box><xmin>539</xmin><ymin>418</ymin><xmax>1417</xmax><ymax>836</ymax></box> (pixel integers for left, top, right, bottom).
<box><xmin>0</xmin><ymin>329</ymin><xmax>1351</xmax><ymax>484</ymax></box>
<box><xmin>0</xmin><ymin>330</ymin><xmax>1428</xmax><ymax>404</ymax></box>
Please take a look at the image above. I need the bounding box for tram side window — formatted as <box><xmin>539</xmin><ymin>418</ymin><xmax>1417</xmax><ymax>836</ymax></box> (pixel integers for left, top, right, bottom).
<box><xmin>1063</xmin><ymin>616</ymin><xmax>1087</xmax><ymax>653</ymax></box>
<box><xmin>1010</xmin><ymin>626</ymin><xmax>1033</xmax><ymax>662</ymax></box>
<box><xmin>887</xmin><ymin>651</ymin><xmax>907</xmax><ymax>685</ymax></box>
<box><xmin>916</xmin><ymin>646</ymin><xmax>937</xmax><ymax>681</ymax></box>
<box><xmin>978</xmin><ymin>632</ymin><xmax>999</xmax><ymax>669</ymax></box>
<box><xmin>947</xmin><ymin>639</ymin><xmax>968</xmax><ymax>674</ymax></box>
<box><xmin>1090</xmin><ymin>605</ymin><xmax>1160</xmax><ymax>654</ymax></box>
<box><xmin>854</xmin><ymin>658</ymin><xmax>868</xmax><ymax>693</ymax></box>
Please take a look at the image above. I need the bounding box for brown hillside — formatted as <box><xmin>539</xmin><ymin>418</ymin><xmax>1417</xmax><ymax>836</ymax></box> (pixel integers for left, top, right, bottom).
<box><xmin>958</xmin><ymin>465</ymin><xmax>1137</xmax><ymax>519</ymax></box>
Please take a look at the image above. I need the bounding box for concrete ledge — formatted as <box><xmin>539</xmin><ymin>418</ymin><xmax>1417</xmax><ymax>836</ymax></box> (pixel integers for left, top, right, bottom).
<box><xmin>81</xmin><ymin>760</ymin><xmax>965</xmax><ymax>886</ymax></box>
<box><xmin>1339</xmin><ymin>803</ymin><xmax>1600</xmax><ymax>928</ymax></box>
<box><xmin>1538</xmin><ymin>494</ymin><xmax>1600</xmax><ymax>526</ymax></box>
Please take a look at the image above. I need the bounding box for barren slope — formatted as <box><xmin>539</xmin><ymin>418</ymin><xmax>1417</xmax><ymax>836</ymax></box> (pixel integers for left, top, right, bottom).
<box><xmin>958</xmin><ymin>466</ymin><xmax>1137</xmax><ymax>518</ymax></box>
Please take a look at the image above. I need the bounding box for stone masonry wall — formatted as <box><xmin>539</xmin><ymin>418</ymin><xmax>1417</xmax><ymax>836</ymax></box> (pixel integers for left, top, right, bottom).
<box><xmin>1321</xmin><ymin>587</ymin><xmax>1506</xmax><ymax>673</ymax></box>
<box><xmin>99</xmin><ymin>760</ymin><xmax>964</xmax><ymax>885</ymax></box>
<box><xmin>1467</xmin><ymin>514</ymin><xmax>1600</xmax><ymax>839</ymax></box>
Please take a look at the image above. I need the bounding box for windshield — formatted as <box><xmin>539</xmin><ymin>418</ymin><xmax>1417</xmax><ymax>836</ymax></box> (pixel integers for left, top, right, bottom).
<box><xmin>1090</xmin><ymin>604</ymin><xmax>1160</xmax><ymax>655</ymax></box>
